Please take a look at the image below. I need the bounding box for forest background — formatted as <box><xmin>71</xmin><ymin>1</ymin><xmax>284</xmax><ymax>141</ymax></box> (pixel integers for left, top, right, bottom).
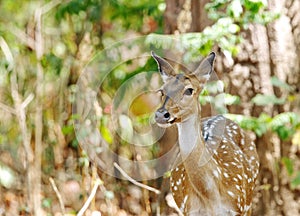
<box><xmin>0</xmin><ymin>0</ymin><xmax>300</xmax><ymax>215</ymax></box>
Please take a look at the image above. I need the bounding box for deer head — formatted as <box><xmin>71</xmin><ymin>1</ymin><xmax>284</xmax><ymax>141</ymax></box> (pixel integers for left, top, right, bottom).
<box><xmin>152</xmin><ymin>51</ymin><xmax>216</xmax><ymax>127</ymax></box>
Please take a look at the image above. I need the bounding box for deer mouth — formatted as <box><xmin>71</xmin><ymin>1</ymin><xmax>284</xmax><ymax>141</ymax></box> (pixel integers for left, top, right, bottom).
<box><xmin>155</xmin><ymin>117</ymin><xmax>177</xmax><ymax>128</ymax></box>
<box><xmin>168</xmin><ymin>117</ymin><xmax>177</xmax><ymax>124</ymax></box>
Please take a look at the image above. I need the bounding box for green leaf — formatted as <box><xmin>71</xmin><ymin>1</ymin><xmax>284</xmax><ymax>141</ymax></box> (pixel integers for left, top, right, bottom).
<box><xmin>224</xmin><ymin>113</ymin><xmax>268</xmax><ymax>136</ymax></box>
<box><xmin>41</xmin><ymin>53</ymin><xmax>63</xmax><ymax>75</ymax></box>
<box><xmin>0</xmin><ymin>163</ymin><xmax>16</xmax><ymax>189</ymax></box>
<box><xmin>291</xmin><ymin>172</ymin><xmax>300</xmax><ymax>189</ymax></box>
<box><xmin>105</xmin><ymin>191</ymin><xmax>114</xmax><ymax>200</ymax></box>
<box><xmin>42</xmin><ymin>198</ymin><xmax>52</xmax><ymax>209</ymax></box>
<box><xmin>252</xmin><ymin>94</ymin><xmax>285</xmax><ymax>105</ymax></box>
<box><xmin>62</xmin><ymin>125</ymin><xmax>74</xmax><ymax>135</ymax></box>
<box><xmin>224</xmin><ymin>93</ymin><xmax>240</xmax><ymax>105</ymax></box>
<box><xmin>164</xmin><ymin>170</ymin><xmax>171</xmax><ymax>178</ymax></box>
<box><xmin>271</xmin><ymin>76</ymin><xmax>293</xmax><ymax>91</ymax></box>
<box><xmin>227</xmin><ymin>0</ymin><xmax>243</xmax><ymax>18</ymax></box>
<box><xmin>281</xmin><ymin>157</ymin><xmax>294</xmax><ymax>176</ymax></box>
<box><xmin>100</xmin><ymin>125</ymin><xmax>113</xmax><ymax>144</ymax></box>
<box><xmin>270</xmin><ymin>112</ymin><xmax>299</xmax><ymax>139</ymax></box>
<box><xmin>119</xmin><ymin>114</ymin><xmax>133</xmax><ymax>142</ymax></box>
<box><xmin>244</xmin><ymin>0</ymin><xmax>266</xmax><ymax>13</ymax></box>
<box><xmin>275</xmin><ymin>126</ymin><xmax>291</xmax><ymax>140</ymax></box>
<box><xmin>270</xmin><ymin>112</ymin><xmax>297</xmax><ymax>128</ymax></box>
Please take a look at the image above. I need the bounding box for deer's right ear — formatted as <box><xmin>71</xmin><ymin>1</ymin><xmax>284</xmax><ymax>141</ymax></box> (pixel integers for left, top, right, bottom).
<box><xmin>193</xmin><ymin>52</ymin><xmax>216</xmax><ymax>82</ymax></box>
<box><xmin>151</xmin><ymin>51</ymin><xmax>176</xmax><ymax>83</ymax></box>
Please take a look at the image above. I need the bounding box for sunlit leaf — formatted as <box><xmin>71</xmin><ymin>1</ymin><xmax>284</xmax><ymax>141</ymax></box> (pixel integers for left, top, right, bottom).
<box><xmin>105</xmin><ymin>191</ymin><xmax>114</xmax><ymax>200</ymax></box>
<box><xmin>224</xmin><ymin>93</ymin><xmax>240</xmax><ymax>105</ymax></box>
<box><xmin>119</xmin><ymin>114</ymin><xmax>133</xmax><ymax>142</ymax></box>
<box><xmin>100</xmin><ymin>125</ymin><xmax>113</xmax><ymax>144</ymax></box>
<box><xmin>291</xmin><ymin>172</ymin><xmax>300</xmax><ymax>189</ymax></box>
<box><xmin>292</xmin><ymin>130</ymin><xmax>300</xmax><ymax>146</ymax></box>
<box><xmin>62</xmin><ymin>125</ymin><xmax>74</xmax><ymax>135</ymax></box>
<box><xmin>271</xmin><ymin>76</ymin><xmax>293</xmax><ymax>91</ymax></box>
<box><xmin>227</xmin><ymin>0</ymin><xmax>243</xmax><ymax>18</ymax></box>
<box><xmin>281</xmin><ymin>157</ymin><xmax>294</xmax><ymax>176</ymax></box>
<box><xmin>252</xmin><ymin>94</ymin><xmax>285</xmax><ymax>106</ymax></box>
<box><xmin>0</xmin><ymin>164</ymin><xmax>15</xmax><ymax>189</ymax></box>
<box><xmin>42</xmin><ymin>198</ymin><xmax>52</xmax><ymax>209</ymax></box>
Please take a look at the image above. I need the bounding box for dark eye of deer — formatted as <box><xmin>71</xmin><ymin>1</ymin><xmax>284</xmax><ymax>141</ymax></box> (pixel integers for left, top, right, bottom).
<box><xmin>184</xmin><ymin>88</ymin><xmax>193</xmax><ymax>96</ymax></box>
<box><xmin>158</xmin><ymin>89</ymin><xmax>164</xmax><ymax>97</ymax></box>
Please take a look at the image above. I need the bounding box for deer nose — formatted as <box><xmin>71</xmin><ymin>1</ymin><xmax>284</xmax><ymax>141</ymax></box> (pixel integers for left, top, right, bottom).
<box><xmin>155</xmin><ymin>108</ymin><xmax>170</xmax><ymax>124</ymax></box>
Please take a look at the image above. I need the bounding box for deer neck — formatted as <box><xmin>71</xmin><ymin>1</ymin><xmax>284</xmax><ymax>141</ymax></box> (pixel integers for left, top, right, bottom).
<box><xmin>176</xmin><ymin>106</ymin><xmax>217</xmax><ymax>202</ymax></box>
<box><xmin>177</xmin><ymin>113</ymin><xmax>203</xmax><ymax>160</ymax></box>
<box><xmin>176</xmin><ymin>102</ymin><xmax>206</xmax><ymax>160</ymax></box>
<box><xmin>176</xmin><ymin>105</ymin><xmax>212</xmax><ymax>176</ymax></box>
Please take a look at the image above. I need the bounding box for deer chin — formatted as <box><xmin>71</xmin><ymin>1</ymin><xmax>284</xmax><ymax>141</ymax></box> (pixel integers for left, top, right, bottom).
<box><xmin>156</xmin><ymin>117</ymin><xmax>177</xmax><ymax>128</ymax></box>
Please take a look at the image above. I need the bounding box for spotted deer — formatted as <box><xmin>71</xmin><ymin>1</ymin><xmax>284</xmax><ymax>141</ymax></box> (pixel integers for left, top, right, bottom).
<box><xmin>152</xmin><ymin>51</ymin><xmax>259</xmax><ymax>215</ymax></box>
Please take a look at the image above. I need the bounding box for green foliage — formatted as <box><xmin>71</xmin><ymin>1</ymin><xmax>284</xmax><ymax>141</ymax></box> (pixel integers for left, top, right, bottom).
<box><xmin>206</xmin><ymin>0</ymin><xmax>280</xmax><ymax>28</ymax></box>
<box><xmin>56</xmin><ymin>0</ymin><xmax>102</xmax><ymax>22</ymax></box>
<box><xmin>105</xmin><ymin>190</ymin><xmax>115</xmax><ymax>200</ymax></box>
<box><xmin>147</xmin><ymin>17</ymin><xmax>241</xmax><ymax>60</ymax></box>
<box><xmin>180</xmin><ymin>18</ymin><xmax>241</xmax><ymax>59</ymax></box>
<box><xmin>200</xmin><ymin>81</ymin><xmax>240</xmax><ymax>113</ymax></box>
<box><xmin>107</xmin><ymin>0</ymin><xmax>164</xmax><ymax>32</ymax></box>
<box><xmin>147</xmin><ymin>0</ymin><xmax>279</xmax><ymax>61</ymax></box>
<box><xmin>252</xmin><ymin>94</ymin><xmax>285</xmax><ymax>106</ymax></box>
<box><xmin>281</xmin><ymin>157</ymin><xmax>294</xmax><ymax>176</ymax></box>
<box><xmin>226</xmin><ymin>112</ymin><xmax>300</xmax><ymax>139</ymax></box>
<box><xmin>225</xmin><ymin>76</ymin><xmax>300</xmax><ymax>140</ymax></box>
<box><xmin>281</xmin><ymin>157</ymin><xmax>300</xmax><ymax>189</ymax></box>
<box><xmin>272</xmin><ymin>112</ymin><xmax>300</xmax><ymax>140</ymax></box>
<box><xmin>251</xmin><ymin>76</ymin><xmax>294</xmax><ymax>106</ymax></box>
<box><xmin>41</xmin><ymin>53</ymin><xmax>63</xmax><ymax>76</ymax></box>
<box><xmin>56</xmin><ymin>0</ymin><xmax>164</xmax><ymax>34</ymax></box>
<box><xmin>271</xmin><ymin>76</ymin><xmax>294</xmax><ymax>91</ymax></box>
<box><xmin>99</xmin><ymin>115</ymin><xmax>113</xmax><ymax>145</ymax></box>
<box><xmin>42</xmin><ymin>198</ymin><xmax>52</xmax><ymax>209</ymax></box>
<box><xmin>291</xmin><ymin>172</ymin><xmax>300</xmax><ymax>189</ymax></box>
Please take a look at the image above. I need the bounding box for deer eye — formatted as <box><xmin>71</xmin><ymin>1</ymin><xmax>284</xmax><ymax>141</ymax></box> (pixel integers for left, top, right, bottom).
<box><xmin>158</xmin><ymin>89</ymin><xmax>165</xmax><ymax>97</ymax></box>
<box><xmin>184</xmin><ymin>88</ymin><xmax>193</xmax><ymax>96</ymax></box>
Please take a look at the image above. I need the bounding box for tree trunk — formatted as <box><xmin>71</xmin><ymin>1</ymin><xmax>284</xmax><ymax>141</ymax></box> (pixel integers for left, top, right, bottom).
<box><xmin>163</xmin><ymin>0</ymin><xmax>300</xmax><ymax>215</ymax></box>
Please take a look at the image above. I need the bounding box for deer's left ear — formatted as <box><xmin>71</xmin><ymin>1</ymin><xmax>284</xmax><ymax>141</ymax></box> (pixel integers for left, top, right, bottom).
<box><xmin>193</xmin><ymin>52</ymin><xmax>216</xmax><ymax>82</ymax></box>
<box><xmin>151</xmin><ymin>51</ymin><xmax>176</xmax><ymax>83</ymax></box>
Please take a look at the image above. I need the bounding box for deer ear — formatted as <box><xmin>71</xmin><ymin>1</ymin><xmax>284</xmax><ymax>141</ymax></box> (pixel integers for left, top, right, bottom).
<box><xmin>193</xmin><ymin>52</ymin><xmax>216</xmax><ymax>82</ymax></box>
<box><xmin>151</xmin><ymin>51</ymin><xmax>176</xmax><ymax>82</ymax></box>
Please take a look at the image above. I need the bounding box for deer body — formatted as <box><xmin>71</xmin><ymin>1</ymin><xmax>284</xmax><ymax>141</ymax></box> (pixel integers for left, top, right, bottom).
<box><xmin>152</xmin><ymin>52</ymin><xmax>259</xmax><ymax>215</ymax></box>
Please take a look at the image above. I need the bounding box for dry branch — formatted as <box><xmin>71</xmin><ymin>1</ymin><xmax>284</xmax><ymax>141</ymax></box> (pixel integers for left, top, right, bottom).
<box><xmin>0</xmin><ymin>102</ymin><xmax>16</xmax><ymax>115</ymax></box>
<box><xmin>113</xmin><ymin>162</ymin><xmax>161</xmax><ymax>195</ymax></box>
<box><xmin>49</xmin><ymin>177</ymin><xmax>65</xmax><ymax>215</ymax></box>
<box><xmin>77</xmin><ymin>179</ymin><xmax>101</xmax><ymax>216</ymax></box>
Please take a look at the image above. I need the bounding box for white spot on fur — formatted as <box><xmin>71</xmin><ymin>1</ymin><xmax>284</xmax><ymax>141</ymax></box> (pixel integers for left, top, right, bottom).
<box><xmin>223</xmin><ymin>172</ymin><xmax>229</xmax><ymax>178</ymax></box>
<box><xmin>227</xmin><ymin>190</ymin><xmax>235</xmax><ymax>197</ymax></box>
<box><xmin>213</xmin><ymin>170</ymin><xmax>219</xmax><ymax>178</ymax></box>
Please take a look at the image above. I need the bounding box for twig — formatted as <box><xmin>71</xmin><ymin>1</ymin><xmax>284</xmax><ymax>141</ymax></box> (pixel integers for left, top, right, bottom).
<box><xmin>0</xmin><ymin>37</ymin><xmax>17</xmax><ymax>116</ymax></box>
<box><xmin>49</xmin><ymin>177</ymin><xmax>65</xmax><ymax>214</ymax></box>
<box><xmin>0</xmin><ymin>36</ymin><xmax>14</xmax><ymax>71</ymax></box>
<box><xmin>21</xmin><ymin>93</ymin><xmax>35</xmax><ymax>109</ymax></box>
<box><xmin>32</xmin><ymin>6</ymin><xmax>44</xmax><ymax>215</ymax></box>
<box><xmin>113</xmin><ymin>162</ymin><xmax>161</xmax><ymax>195</ymax></box>
<box><xmin>41</xmin><ymin>0</ymin><xmax>62</xmax><ymax>14</ymax></box>
<box><xmin>77</xmin><ymin>179</ymin><xmax>101</xmax><ymax>216</ymax></box>
<box><xmin>0</xmin><ymin>102</ymin><xmax>16</xmax><ymax>115</ymax></box>
<box><xmin>8</xmin><ymin>30</ymin><xmax>34</xmax><ymax>214</ymax></box>
<box><xmin>7</xmin><ymin>26</ymin><xmax>35</xmax><ymax>50</ymax></box>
